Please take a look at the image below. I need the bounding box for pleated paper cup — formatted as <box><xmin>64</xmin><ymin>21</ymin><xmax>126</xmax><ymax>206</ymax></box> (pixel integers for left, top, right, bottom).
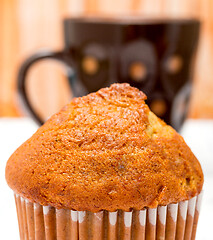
<box><xmin>14</xmin><ymin>192</ymin><xmax>202</xmax><ymax>240</ymax></box>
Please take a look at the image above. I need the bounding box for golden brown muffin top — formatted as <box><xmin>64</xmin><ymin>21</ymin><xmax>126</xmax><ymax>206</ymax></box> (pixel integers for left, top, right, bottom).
<box><xmin>5</xmin><ymin>83</ymin><xmax>203</xmax><ymax>212</ymax></box>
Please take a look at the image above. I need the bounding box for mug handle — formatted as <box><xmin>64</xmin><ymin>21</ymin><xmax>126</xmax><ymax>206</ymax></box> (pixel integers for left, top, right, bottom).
<box><xmin>18</xmin><ymin>50</ymin><xmax>74</xmax><ymax>125</ymax></box>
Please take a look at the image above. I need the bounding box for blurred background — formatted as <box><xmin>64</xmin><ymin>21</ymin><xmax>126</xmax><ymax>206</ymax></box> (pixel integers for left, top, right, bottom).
<box><xmin>0</xmin><ymin>0</ymin><xmax>213</xmax><ymax>120</ymax></box>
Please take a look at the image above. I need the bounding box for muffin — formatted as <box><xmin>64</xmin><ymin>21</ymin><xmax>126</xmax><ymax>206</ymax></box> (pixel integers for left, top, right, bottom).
<box><xmin>6</xmin><ymin>83</ymin><xmax>203</xmax><ymax>240</ymax></box>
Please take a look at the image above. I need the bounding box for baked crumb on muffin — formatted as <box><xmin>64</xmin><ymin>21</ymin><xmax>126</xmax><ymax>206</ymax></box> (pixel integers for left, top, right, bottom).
<box><xmin>5</xmin><ymin>83</ymin><xmax>203</xmax><ymax>212</ymax></box>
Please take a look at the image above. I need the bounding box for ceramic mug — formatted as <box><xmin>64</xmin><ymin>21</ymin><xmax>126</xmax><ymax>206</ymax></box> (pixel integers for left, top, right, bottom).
<box><xmin>18</xmin><ymin>16</ymin><xmax>200</xmax><ymax>129</ymax></box>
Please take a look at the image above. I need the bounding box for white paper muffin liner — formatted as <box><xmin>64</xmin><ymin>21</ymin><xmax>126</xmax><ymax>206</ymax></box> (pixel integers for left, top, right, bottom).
<box><xmin>14</xmin><ymin>192</ymin><xmax>202</xmax><ymax>240</ymax></box>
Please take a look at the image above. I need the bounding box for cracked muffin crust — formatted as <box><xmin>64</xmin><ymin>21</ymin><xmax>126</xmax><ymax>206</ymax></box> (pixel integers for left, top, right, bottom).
<box><xmin>5</xmin><ymin>83</ymin><xmax>203</xmax><ymax>212</ymax></box>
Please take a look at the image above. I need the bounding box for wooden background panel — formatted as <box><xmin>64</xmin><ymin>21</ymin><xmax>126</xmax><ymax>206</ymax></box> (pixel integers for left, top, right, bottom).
<box><xmin>188</xmin><ymin>0</ymin><xmax>213</xmax><ymax>118</ymax></box>
<box><xmin>0</xmin><ymin>0</ymin><xmax>19</xmax><ymax>116</ymax></box>
<box><xmin>16</xmin><ymin>0</ymin><xmax>72</xmax><ymax>120</ymax></box>
<box><xmin>0</xmin><ymin>0</ymin><xmax>213</xmax><ymax>119</ymax></box>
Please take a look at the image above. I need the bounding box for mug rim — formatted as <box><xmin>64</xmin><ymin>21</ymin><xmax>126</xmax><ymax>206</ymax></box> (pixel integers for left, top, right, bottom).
<box><xmin>64</xmin><ymin>15</ymin><xmax>200</xmax><ymax>25</ymax></box>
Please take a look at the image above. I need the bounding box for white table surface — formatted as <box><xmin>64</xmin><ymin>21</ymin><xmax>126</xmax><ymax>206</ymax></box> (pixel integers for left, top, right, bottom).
<box><xmin>0</xmin><ymin>118</ymin><xmax>213</xmax><ymax>239</ymax></box>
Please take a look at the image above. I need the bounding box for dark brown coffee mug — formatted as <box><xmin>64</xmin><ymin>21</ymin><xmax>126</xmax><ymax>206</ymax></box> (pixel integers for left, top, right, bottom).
<box><xmin>18</xmin><ymin>16</ymin><xmax>200</xmax><ymax>129</ymax></box>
